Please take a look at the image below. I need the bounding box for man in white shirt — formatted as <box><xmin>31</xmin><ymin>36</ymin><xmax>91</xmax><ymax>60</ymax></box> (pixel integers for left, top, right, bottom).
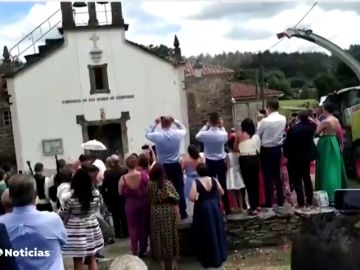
<box><xmin>257</xmin><ymin>99</ymin><xmax>286</xmax><ymax>208</ymax></box>
<box><xmin>196</xmin><ymin>113</ymin><xmax>230</xmax><ymax>214</ymax></box>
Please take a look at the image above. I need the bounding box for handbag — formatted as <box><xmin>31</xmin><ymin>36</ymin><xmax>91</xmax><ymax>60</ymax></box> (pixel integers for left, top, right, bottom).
<box><xmin>313</xmin><ymin>191</ymin><xmax>329</xmax><ymax>207</ymax></box>
<box><xmin>97</xmin><ymin>214</ymin><xmax>114</xmax><ymax>242</ymax></box>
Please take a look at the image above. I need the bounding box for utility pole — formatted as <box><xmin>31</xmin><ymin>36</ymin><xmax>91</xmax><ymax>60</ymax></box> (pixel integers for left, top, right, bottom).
<box><xmin>255</xmin><ymin>69</ymin><xmax>259</xmax><ymax>99</ymax></box>
<box><xmin>258</xmin><ymin>52</ymin><xmax>265</xmax><ymax>108</ymax></box>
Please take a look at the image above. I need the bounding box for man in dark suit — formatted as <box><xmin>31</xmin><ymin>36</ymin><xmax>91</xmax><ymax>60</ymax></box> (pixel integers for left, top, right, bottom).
<box><xmin>101</xmin><ymin>155</ymin><xmax>128</xmax><ymax>238</ymax></box>
<box><xmin>0</xmin><ymin>223</ymin><xmax>18</xmax><ymax>270</ymax></box>
<box><xmin>284</xmin><ymin>110</ymin><xmax>317</xmax><ymax>207</ymax></box>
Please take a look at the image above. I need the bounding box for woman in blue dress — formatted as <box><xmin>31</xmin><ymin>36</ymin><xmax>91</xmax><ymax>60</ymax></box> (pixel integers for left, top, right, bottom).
<box><xmin>182</xmin><ymin>145</ymin><xmax>204</xmax><ymax>217</ymax></box>
<box><xmin>189</xmin><ymin>163</ymin><xmax>227</xmax><ymax>268</ymax></box>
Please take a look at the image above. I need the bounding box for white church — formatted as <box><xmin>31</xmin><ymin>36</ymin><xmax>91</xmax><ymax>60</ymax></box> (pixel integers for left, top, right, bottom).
<box><xmin>5</xmin><ymin>2</ymin><xmax>189</xmax><ymax>171</ymax></box>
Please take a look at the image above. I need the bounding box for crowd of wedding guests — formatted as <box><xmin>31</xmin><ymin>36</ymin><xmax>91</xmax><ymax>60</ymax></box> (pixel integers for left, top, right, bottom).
<box><xmin>0</xmin><ymin>97</ymin><xmax>349</xmax><ymax>270</ymax></box>
<box><xmin>221</xmin><ymin>99</ymin><xmax>347</xmax><ymax>215</ymax></box>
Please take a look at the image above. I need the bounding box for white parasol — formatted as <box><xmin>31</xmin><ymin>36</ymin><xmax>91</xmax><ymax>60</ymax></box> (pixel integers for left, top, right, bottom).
<box><xmin>81</xmin><ymin>140</ymin><xmax>107</xmax><ymax>151</ymax></box>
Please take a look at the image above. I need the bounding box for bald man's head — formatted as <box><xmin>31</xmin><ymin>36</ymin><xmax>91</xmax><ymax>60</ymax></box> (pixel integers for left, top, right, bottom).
<box><xmin>160</xmin><ymin>117</ymin><xmax>172</xmax><ymax>129</ymax></box>
<box><xmin>8</xmin><ymin>174</ymin><xmax>36</xmax><ymax>207</ymax></box>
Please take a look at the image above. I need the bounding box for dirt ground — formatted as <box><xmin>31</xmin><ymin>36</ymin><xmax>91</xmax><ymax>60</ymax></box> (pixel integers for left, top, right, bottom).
<box><xmin>65</xmin><ymin>179</ymin><xmax>360</xmax><ymax>269</ymax></box>
<box><xmin>224</xmin><ymin>246</ymin><xmax>291</xmax><ymax>270</ymax></box>
<box><xmin>64</xmin><ymin>239</ymin><xmax>291</xmax><ymax>270</ymax></box>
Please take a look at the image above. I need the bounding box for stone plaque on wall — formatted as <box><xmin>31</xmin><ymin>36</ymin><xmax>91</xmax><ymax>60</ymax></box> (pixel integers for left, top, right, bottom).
<box><xmin>42</xmin><ymin>139</ymin><xmax>64</xmax><ymax>156</ymax></box>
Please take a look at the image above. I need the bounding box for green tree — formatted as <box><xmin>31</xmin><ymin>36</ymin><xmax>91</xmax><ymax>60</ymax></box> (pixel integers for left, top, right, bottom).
<box><xmin>267</xmin><ymin>76</ymin><xmax>280</xmax><ymax>90</ymax></box>
<box><xmin>265</xmin><ymin>70</ymin><xmax>292</xmax><ymax>97</ymax></box>
<box><xmin>277</xmin><ymin>79</ymin><xmax>292</xmax><ymax>97</ymax></box>
<box><xmin>313</xmin><ymin>72</ymin><xmax>340</xmax><ymax>98</ymax></box>
<box><xmin>299</xmin><ymin>85</ymin><xmax>317</xmax><ymax>99</ymax></box>
<box><xmin>290</xmin><ymin>77</ymin><xmax>308</xmax><ymax>88</ymax></box>
<box><xmin>147</xmin><ymin>44</ymin><xmax>174</xmax><ymax>59</ymax></box>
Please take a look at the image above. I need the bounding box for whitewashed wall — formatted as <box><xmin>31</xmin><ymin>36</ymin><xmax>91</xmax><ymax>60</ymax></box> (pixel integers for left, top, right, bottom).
<box><xmin>8</xmin><ymin>28</ymin><xmax>188</xmax><ymax>170</ymax></box>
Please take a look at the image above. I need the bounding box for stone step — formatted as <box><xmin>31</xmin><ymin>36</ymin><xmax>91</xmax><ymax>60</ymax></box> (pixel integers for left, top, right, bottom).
<box><xmin>45</xmin><ymin>38</ymin><xmax>65</xmax><ymax>47</ymax></box>
<box><xmin>38</xmin><ymin>45</ymin><xmax>48</xmax><ymax>55</ymax></box>
<box><xmin>24</xmin><ymin>38</ymin><xmax>64</xmax><ymax>65</ymax></box>
<box><xmin>24</xmin><ymin>53</ymin><xmax>40</xmax><ymax>63</ymax></box>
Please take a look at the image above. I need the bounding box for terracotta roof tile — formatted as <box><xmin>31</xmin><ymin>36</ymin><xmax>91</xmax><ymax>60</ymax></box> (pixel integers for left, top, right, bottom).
<box><xmin>230</xmin><ymin>82</ymin><xmax>281</xmax><ymax>100</ymax></box>
<box><xmin>184</xmin><ymin>61</ymin><xmax>233</xmax><ymax>77</ymax></box>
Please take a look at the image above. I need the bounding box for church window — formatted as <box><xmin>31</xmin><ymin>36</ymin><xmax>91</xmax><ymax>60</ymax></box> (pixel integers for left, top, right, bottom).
<box><xmin>88</xmin><ymin>64</ymin><xmax>110</xmax><ymax>94</ymax></box>
<box><xmin>3</xmin><ymin>110</ymin><xmax>11</xmax><ymax>126</ymax></box>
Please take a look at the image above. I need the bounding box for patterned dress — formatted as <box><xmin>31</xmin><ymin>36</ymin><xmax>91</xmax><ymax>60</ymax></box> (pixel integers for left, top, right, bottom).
<box><xmin>61</xmin><ymin>189</ymin><xmax>104</xmax><ymax>257</ymax></box>
<box><xmin>148</xmin><ymin>180</ymin><xmax>179</xmax><ymax>261</ymax></box>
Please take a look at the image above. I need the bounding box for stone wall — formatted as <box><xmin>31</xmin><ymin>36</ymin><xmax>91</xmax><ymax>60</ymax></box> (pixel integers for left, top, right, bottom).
<box><xmin>0</xmin><ymin>122</ymin><xmax>16</xmax><ymax>164</ymax></box>
<box><xmin>178</xmin><ymin>213</ymin><xmax>300</xmax><ymax>256</ymax></box>
<box><xmin>178</xmin><ymin>209</ymin><xmax>337</xmax><ymax>256</ymax></box>
<box><xmin>0</xmin><ymin>95</ymin><xmax>16</xmax><ymax>166</ymax></box>
<box><xmin>185</xmin><ymin>74</ymin><xmax>233</xmax><ymax>143</ymax></box>
<box><xmin>178</xmin><ymin>214</ymin><xmax>300</xmax><ymax>256</ymax></box>
<box><xmin>226</xmin><ymin>213</ymin><xmax>300</xmax><ymax>249</ymax></box>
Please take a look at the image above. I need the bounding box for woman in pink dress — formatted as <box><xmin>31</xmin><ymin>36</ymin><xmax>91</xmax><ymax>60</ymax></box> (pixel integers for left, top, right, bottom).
<box><xmin>119</xmin><ymin>155</ymin><xmax>150</xmax><ymax>257</ymax></box>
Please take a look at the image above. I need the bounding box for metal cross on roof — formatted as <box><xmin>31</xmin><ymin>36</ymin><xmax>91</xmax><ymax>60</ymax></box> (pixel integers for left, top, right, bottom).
<box><xmin>90</xmin><ymin>33</ymin><xmax>100</xmax><ymax>49</ymax></box>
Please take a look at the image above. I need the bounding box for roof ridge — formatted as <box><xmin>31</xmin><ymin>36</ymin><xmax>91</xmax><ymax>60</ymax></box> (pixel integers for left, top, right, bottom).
<box><xmin>186</xmin><ymin>59</ymin><xmax>233</xmax><ymax>71</ymax></box>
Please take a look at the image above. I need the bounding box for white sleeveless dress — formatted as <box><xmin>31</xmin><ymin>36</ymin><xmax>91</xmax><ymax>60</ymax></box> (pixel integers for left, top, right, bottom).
<box><xmin>226</xmin><ymin>152</ymin><xmax>245</xmax><ymax>190</ymax></box>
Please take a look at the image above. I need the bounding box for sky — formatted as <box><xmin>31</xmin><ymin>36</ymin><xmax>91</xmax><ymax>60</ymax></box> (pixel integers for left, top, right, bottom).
<box><xmin>1</xmin><ymin>1</ymin><xmax>360</xmax><ymax>58</ymax></box>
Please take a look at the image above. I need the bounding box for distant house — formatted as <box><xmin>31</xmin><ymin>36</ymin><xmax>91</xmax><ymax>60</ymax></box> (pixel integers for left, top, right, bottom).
<box><xmin>231</xmin><ymin>82</ymin><xmax>282</xmax><ymax>127</ymax></box>
<box><xmin>184</xmin><ymin>60</ymin><xmax>282</xmax><ymax>141</ymax></box>
<box><xmin>184</xmin><ymin>60</ymin><xmax>234</xmax><ymax>142</ymax></box>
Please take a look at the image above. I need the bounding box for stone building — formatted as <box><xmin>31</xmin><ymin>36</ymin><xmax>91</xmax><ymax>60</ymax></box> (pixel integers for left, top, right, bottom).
<box><xmin>184</xmin><ymin>60</ymin><xmax>234</xmax><ymax>142</ymax></box>
<box><xmin>0</xmin><ymin>78</ymin><xmax>16</xmax><ymax>165</ymax></box>
<box><xmin>4</xmin><ymin>2</ymin><xmax>188</xmax><ymax>171</ymax></box>
<box><xmin>231</xmin><ymin>83</ymin><xmax>282</xmax><ymax>127</ymax></box>
<box><xmin>0</xmin><ymin>47</ymin><xmax>16</xmax><ymax>166</ymax></box>
<box><xmin>184</xmin><ymin>61</ymin><xmax>281</xmax><ymax>141</ymax></box>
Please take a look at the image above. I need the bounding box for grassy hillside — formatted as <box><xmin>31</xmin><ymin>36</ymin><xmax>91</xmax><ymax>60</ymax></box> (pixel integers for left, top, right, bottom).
<box><xmin>280</xmin><ymin>99</ymin><xmax>318</xmax><ymax>118</ymax></box>
<box><xmin>280</xmin><ymin>99</ymin><xmax>318</xmax><ymax>108</ymax></box>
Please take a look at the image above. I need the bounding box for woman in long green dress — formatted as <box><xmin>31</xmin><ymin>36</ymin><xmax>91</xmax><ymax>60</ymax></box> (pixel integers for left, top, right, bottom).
<box><xmin>315</xmin><ymin>102</ymin><xmax>347</xmax><ymax>202</ymax></box>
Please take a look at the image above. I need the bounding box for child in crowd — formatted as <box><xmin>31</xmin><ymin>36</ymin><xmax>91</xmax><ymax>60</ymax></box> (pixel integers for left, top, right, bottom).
<box><xmin>226</xmin><ymin>137</ymin><xmax>246</xmax><ymax>212</ymax></box>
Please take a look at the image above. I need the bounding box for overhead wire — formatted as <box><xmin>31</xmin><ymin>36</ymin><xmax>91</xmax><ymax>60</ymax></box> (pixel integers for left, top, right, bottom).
<box><xmin>294</xmin><ymin>2</ymin><xmax>318</xmax><ymax>28</ymax></box>
<box><xmin>265</xmin><ymin>1</ymin><xmax>318</xmax><ymax>52</ymax></box>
